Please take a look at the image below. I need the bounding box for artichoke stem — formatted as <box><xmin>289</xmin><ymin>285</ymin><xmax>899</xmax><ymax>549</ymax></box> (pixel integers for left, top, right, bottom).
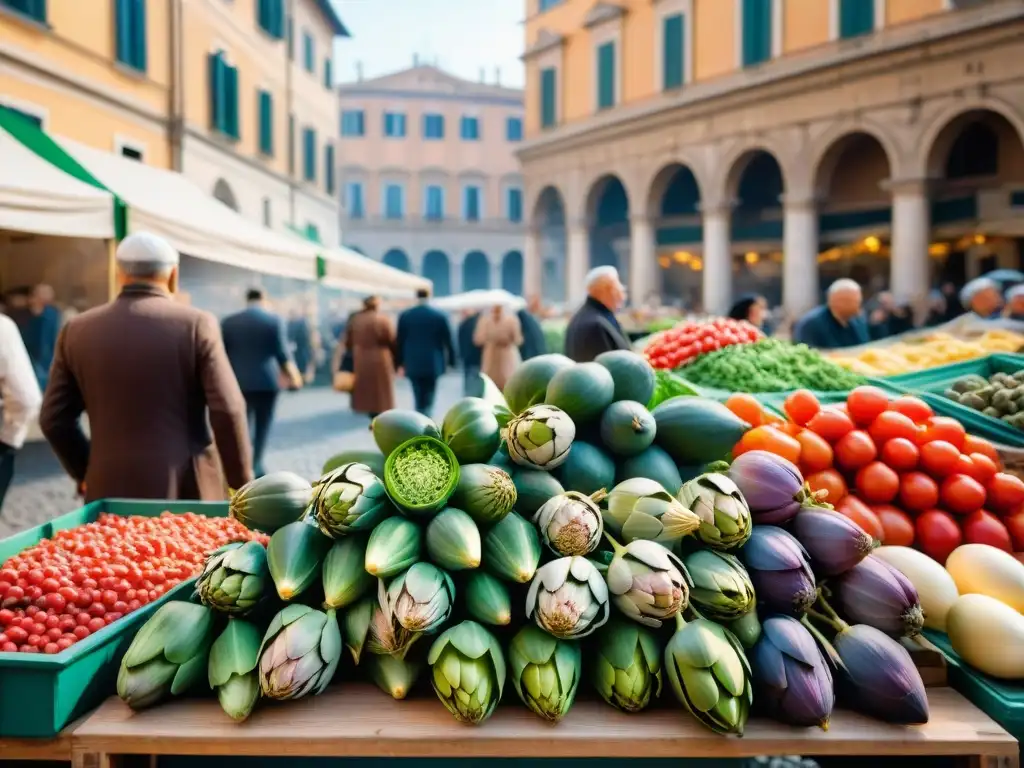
<box><xmin>602</xmin><ymin>531</ymin><xmax>625</xmax><ymax>554</ymax></box>
<box><xmin>686</xmin><ymin>604</ymin><xmax>707</xmax><ymax>622</ymax></box>
<box><xmin>590</xmin><ymin>488</ymin><xmax>609</xmax><ymax>505</ymax></box>
<box><xmin>804</xmin><ymin>606</ymin><xmax>844</xmax><ymax>633</ymax></box>
<box><xmin>812</xmin><ymin>590</ymin><xmax>848</xmax><ymax>630</ymax></box>
<box><xmin>674</xmin><ymin>612</ymin><xmax>687</xmax><ymax>631</ymax></box>
<box><xmin>800</xmin><ymin>614</ymin><xmax>847</xmax><ymax>672</ymax></box>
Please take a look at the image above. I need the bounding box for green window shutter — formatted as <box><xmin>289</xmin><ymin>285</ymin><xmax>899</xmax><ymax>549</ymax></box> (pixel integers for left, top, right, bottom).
<box><xmin>324</xmin><ymin>59</ymin><xmax>332</xmax><ymax>89</ymax></box>
<box><xmin>5</xmin><ymin>0</ymin><xmax>47</xmax><ymax>22</ymax></box>
<box><xmin>115</xmin><ymin>0</ymin><xmax>146</xmax><ymax>72</ymax></box>
<box><xmin>742</xmin><ymin>0</ymin><xmax>772</xmax><ymax>67</ymax></box>
<box><xmin>115</xmin><ymin>0</ymin><xmax>131</xmax><ymax>66</ymax></box>
<box><xmin>662</xmin><ymin>13</ymin><xmax>684</xmax><ymax>90</ymax></box>
<box><xmin>208</xmin><ymin>53</ymin><xmax>221</xmax><ymax>132</ymax></box>
<box><xmin>225</xmin><ymin>64</ymin><xmax>239</xmax><ymax>138</ymax></box>
<box><xmin>540</xmin><ymin>67</ymin><xmax>556</xmax><ymax>128</ymax></box>
<box><xmin>258</xmin><ymin>90</ymin><xmax>273</xmax><ymax>155</ymax></box>
<box><xmin>304</xmin><ymin>128</ymin><xmax>316</xmax><ymax>181</ymax></box>
<box><xmin>325</xmin><ymin>144</ymin><xmax>335</xmax><ymax>194</ymax></box>
<box><xmin>597</xmin><ymin>42</ymin><xmax>615</xmax><ymax>110</ymax></box>
<box><xmin>839</xmin><ymin>0</ymin><xmax>874</xmax><ymax>38</ymax></box>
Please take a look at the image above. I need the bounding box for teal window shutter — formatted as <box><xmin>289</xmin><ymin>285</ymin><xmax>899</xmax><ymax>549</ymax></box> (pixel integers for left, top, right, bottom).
<box><xmin>303</xmin><ymin>128</ymin><xmax>316</xmax><ymax>181</ymax></box>
<box><xmin>325</xmin><ymin>144</ymin><xmax>335</xmax><ymax>194</ymax></box>
<box><xmin>597</xmin><ymin>42</ymin><xmax>615</xmax><ymax>110</ymax></box>
<box><xmin>662</xmin><ymin>13</ymin><xmax>684</xmax><ymax>89</ymax></box>
<box><xmin>209</xmin><ymin>53</ymin><xmax>223</xmax><ymax>132</ymax></box>
<box><xmin>324</xmin><ymin>59</ymin><xmax>332</xmax><ymax>89</ymax></box>
<box><xmin>540</xmin><ymin>67</ymin><xmax>556</xmax><ymax>128</ymax></box>
<box><xmin>839</xmin><ymin>0</ymin><xmax>874</xmax><ymax>38</ymax></box>
<box><xmin>257</xmin><ymin>0</ymin><xmax>284</xmax><ymax>38</ymax></box>
<box><xmin>225</xmin><ymin>64</ymin><xmax>239</xmax><ymax>138</ymax></box>
<box><xmin>4</xmin><ymin>0</ymin><xmax>47</xmax><ymax>22</ymax></box>
<box><xmin>258</xmin><ymin>90</ymin><xmax>273</xmax><ymax>155</ymax></box>
<box><xmin>115</xmin><ymin>0</ymin><xmax>146</xmax><ymax>72</ymax></box>
<box><xmin>508</xmin><ymin>188</ymin><xmax>522</xmax><ymax>222</ymax></box>
<box><xmin>742</xmin><ymin>0</ymin><xmax>772</xmax><ymax>67</ymax></box>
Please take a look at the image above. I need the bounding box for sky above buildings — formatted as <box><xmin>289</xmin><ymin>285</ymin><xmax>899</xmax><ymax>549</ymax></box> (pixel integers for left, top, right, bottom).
<box><xmin>331</xmin><ymin>0</ymin><xmax>525</xmax><ymax>88</ymax></box>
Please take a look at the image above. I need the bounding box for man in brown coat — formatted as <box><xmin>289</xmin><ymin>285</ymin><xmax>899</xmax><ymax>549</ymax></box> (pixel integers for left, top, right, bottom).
<box><xmin>40</xmin><ymin>232</ymin><xmax>253</xmax><ymax>501</ymax></box>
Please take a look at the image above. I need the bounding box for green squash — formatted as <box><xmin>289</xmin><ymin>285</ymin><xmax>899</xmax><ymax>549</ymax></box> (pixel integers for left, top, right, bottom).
<box><xmin>512</xmin><ymin>469</ymin><xmax>565</xmax><ymax>519</ymax></box>
<box><xmin>441</xmin><ymin>398</ymin><xmax>502</xmax><ymax>465</ymax></box>
<box><xmin>545</xmin><ymin>362</ymin><xmax>615</xmax><ymax>426</ymax></box>
<box><xmin>600</xmin><ymin>400</ymin><xmax>656</xmax><ymax>457</ymax></box>
<box><xmin>230</xmin><ymin>471</ymin><xmax>313</xmax><ymax>533</ymax></box>
<box><xmin>372</xmin><ymin>410</ymin><xmax>440</xmax><ymax>457</ymax></box>
<box><xmin>596</xmin><ymin>350</ymin><xmax>656</xmax><ymax>405</ymax></box>
<box><xmin>651</xmin><ymin>397</ymin><xmax>750</xmax><ymax>465</ymax></box>
<box><xmin>557</xmin><ymin>440</ymin><xmax>615</xmax><ymax>496</ymax></box>
<box><xmin>615</xmin><ymin>445</ymin><xmax>682</xmax><ymax>493</ymax></box>
<box><xmin>503</xmin><ymin>354</ymin><xmax>574</xmax><ymax>414</ymax></box>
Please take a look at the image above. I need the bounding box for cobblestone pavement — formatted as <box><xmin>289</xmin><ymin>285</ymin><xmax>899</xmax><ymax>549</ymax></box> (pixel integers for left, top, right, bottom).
<box><xmin>0</xmin><ymin>373</ymin><xmax>466</xmax><ymax>537</ymax></box>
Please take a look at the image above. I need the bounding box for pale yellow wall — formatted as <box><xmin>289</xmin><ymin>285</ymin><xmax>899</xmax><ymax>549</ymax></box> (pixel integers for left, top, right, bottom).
<box><xmin>693</xmin><ymin>0</ymin><xmax>737</xmax><ymax>82</ymax></box>
<box><xmin>783</xmin><ymin>0</ymin><xmax>830</xmax><ymax>54</ymax></box>
<box><xmin>621</xmin><ymin>1</ymin><xmax>655</xmax><ymax>104</ymax></box>
<box><xmin>290</xmin><ymin>0</ymin><xmax>338</xmax><ymax>197</ymax></box>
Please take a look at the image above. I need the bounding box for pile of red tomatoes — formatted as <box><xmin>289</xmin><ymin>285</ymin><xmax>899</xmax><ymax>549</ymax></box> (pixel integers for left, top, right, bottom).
<box><xmin>645</xmin><ymin>318</ymin><xmax>763</xmax><ymax>371</ymax></box>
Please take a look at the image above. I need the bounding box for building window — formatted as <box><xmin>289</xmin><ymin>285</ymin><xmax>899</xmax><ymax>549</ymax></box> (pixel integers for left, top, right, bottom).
<box><xmin>839</xmin><ymin>0</ymin><xmax>874</xmax><ymax>38</ymax></box>
<box><xmin>118</xmin><ymin>143</ymin><xmax>144</xmax><ymax>162</ymax></box>
<box><xmin>306</xmin><ymin>223</ymin><xmax>320</xmax><ymax>243</ymax></box>
<box><xmin>423</xmin><ymin>113</ymin><xmax>445</xmax><ymax>140</ymax></box>
<box><xmin>596</xmin><ymin>42</ymin><xmax>616</xmax><ymax>111</ymax></box>
<box><xmin>257</xmin><ymin>89</ymin><xmax>273</xmax><ymax>155</ymax></box>
<box><xmin>324</xmin><ymin>144</ymin><xmax>335</xmax><ymax>195</ymax></box>
<box><xmin>340</xmin><ymin>109</ymin><xmax>365</xmax><ymax>137</ymax></box>
<box><xmin>741</xmin><ymin>0</ymin><xmax>772</xmax><ymax>67</ymax></box>
<box><xmin>345</xmin><ymin>182</ymin><xmax>364</xmax><ymax>219</ymax></box>
<box><xmin>115</xmin><ymin>0</ymin><xmax>147</xmax><ymax>72</ymax></box>
<box><xmin>303</xmin><ymin>31</ymin><xmax>314</xmax><ymax>72</ymax></box>
<box><xmin>262</xmin><ymin>197</ymin><xmax>272</xmax><ymax>227</ymax></box>
<box><xmin>424</xmin><ymin>184</ymin><xmax>445</xmax><ymax>220</ymax></box>
<box><xmin>460</xmin><ymin>116</ymin><xmax>480</xmax><ymax>141</ymax></box>
<box><xmin>1</xmin><ymin>0</ymin><xmax>46</xmax><ymax>23</ymax></box>
<box><xmin>538</xmin><ymin>0</ymin><xmax>562</xmax><ymax>11</ymax></box>
<box><xmin>540</xmin><ymin>67</ymin><xmax>557</xmax><ymax>129</ymax></box>
<box><xmin>208</xmin><ymin>52</ymin><xmax>240</xmax><ymax>139</ymax></box>
<box><xmin>324</xmin><ymin>59</ymin><xmax>333</xmax><ymax>89</ymax></box>
<box><xmin>506</xmin><ymin>188</ymin><xmax>523</xmax><ymax>223</ymax></box>
<box><xmin>256</xmin><ymin>0</ymin><xmax>284</xmax><ymax>38</ymax></box>
<box><xmin>506</xmin><ymin>116</ymin><xmax>523</xmax><ymax>141</ymax></box>
<box><xmin>662</xmin><ymin>13</ymin><xmax>684</xmax><ymax>89</ymax></box>
<box><xmin>463</xmin><ymin>185</ymin><xmax>482</xmax><ymax>222</ymax></box>
<box><xmin>383</xmin><ymin>112</ymin><xmax>406</xmax><ymax>138</ymax></box>
<box><xmin>302</xmin><ymin>127</ymin><xmax>316</xmax><ymax>181</ymax></box>
<box><xmin>0</xmin><ymin>103</ymin><xmax>43</xmax><ymax>129</ymax></box>
<box><xmin>384</xmin><ymin>183</ymin><xmax>405</xmax><ymax>220</ymax></box>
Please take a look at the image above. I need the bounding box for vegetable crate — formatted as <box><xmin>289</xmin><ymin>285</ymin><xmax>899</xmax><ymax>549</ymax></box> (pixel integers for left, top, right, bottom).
<box><xmin>925</xmin><ymin>629</ymin><xmax>1024</xmax><ymax>744</ymax></box>
<box><xmin>750</xmin><ymin>379</ymin><xmax>903</xmax><ymax>414</ymax></box>
<box><xmin>0</xmin><ymin>499</ymin><xmax>228</xmax><ymax>739</ymax></box>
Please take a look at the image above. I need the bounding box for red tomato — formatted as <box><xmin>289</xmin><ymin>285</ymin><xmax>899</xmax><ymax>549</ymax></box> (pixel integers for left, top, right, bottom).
<box><xmin>986</xmin><ymin>473</ymin><xmax>1024</xmax><ymax>514</ymax></box>
<box><xmin>918</xmin><ymin>440</ymin><xmax>961</xmax><ymax>478</ymax></box>
<box><xmin>868</xmin><ymin>411</ymin><xmax>918</xmax><ymax>446</ymax></box>
<box><xmin>846</xmin><ymin>386</ymin><xmax>891</xmax><ymax>427</ymax></box>
<box><xmin>921</xmin><ymin>417</ymin><xmax>967</xmax><ymax>451</ymax></box>
<box><xmin>899</xmin><ymin>471</ymin><xmax>940</xmax><ymax>512</ymax></box>
<box><xmin>795</xmin><ymin>430</ymin><xmax>833</xmax><ymax>474</ymax></box>
<box><xmin>889</xmin><ymin>396</ymin><xmax>934</xmax><ymax>424</ymax></box>
<box><xmin>967</xmin><ymin>453</ymin><xmax>999</xmax><ymax>484</ymax></box>
<box><xmin>806</xmin><ymin>469</ymin><xmax>848</xmax><ymax>505</ymax></box>
<box><xmin>855</xmin><ymin>461</ymin><xmax>900</xmax><ymax>504</ymax></box>
<box><xmin>835</xmin><ymin>495</ymin><xmax>885</xmax><ymax>541</ymax></box>
<box><xmin>872</xmin><ymin>504</ymin><xmax>916</xmax><ymax>546</ymax></box>
<box><xmin>784</xmin><ymin>390</ymin><xmax>820</xmax><ymax>427</ymax></box>
<box><xmin>880</xmin><ymin>438</ymin><xmax>919</xmax><ymax>472</ymax></box>
<box><xmin>963</xmin><ymin>435</ymin><xmax>1002</xmax><ymax>468</ymax></box>
<box><xmin>834</xmin><ymin>430</ymin><xmax>877</xmax><ymax>472</ymax></box>
<box><xmin>962</xmin><ymin>509</ymin><xmax>1013</xmax><ymax>552</ymax></box>
<box><xmin>940</xmin><ymin>474</ymin><xmax>987</xmax><ymax>516</ymax></box>
<box><xmin>725</xmin><ymin>394</ymin><xmax>764</xmax><ymax>428</ymax></box>
<box><xmin>739</xmin><ymin>426</ymin><xmax>802</xmax><ymax>465</ymax></box>
<box><xmin>915</xmin><ymin>509</ymin><xmax>963</xmax><ymax>564</ymax></box>
<box><xmin>1003</xmin><ymin>511</ymin><xmax>1024</xmax><ymax>550</ymax></box>
<box><xmin>805</xmin><ymin>408</ymin><xmax>855</xmax><ymax>443</ymax></box>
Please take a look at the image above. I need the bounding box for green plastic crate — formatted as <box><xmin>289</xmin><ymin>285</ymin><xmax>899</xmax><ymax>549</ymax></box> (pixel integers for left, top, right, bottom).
<box><xmin>0</xmin><ymin>499</ymin><xmax>228</xmax><ymax>738</ymax></box>
<box><xmin>924</xmin><ymin>629</ymin><xmax>1024</xmax><ymax>743</ymax></box>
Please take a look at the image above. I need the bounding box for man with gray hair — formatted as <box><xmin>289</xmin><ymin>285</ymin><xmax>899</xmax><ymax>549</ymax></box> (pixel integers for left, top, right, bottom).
<box><xmin>40</xmin><ymin>232</ymin><xmax>252</xmax><ymax>501</ymax></box>
<box><xmin>793</xmin><ymin>278</ymin><xmax>870</xmax><ymax>349</ymax></box>
<box><xmin>960</xmin><ymin>276</ymin><xmax>1003</xmax><ymax>320</ymax></box>
<box><xmin>564</xmin><ymin>265</ymin><xmax>630</xmax><ymax>362</ymax></box>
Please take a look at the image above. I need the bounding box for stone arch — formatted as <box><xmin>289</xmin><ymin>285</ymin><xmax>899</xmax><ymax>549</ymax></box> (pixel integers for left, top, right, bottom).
<box><xmin>212</xmin><ymin>178</ymin><xmax>238</xmax><ymax>211</ymax></box>
<box><xmin>584</xmin><ymin>174</ymin><xmax>631</xmax><ymax>272</ymax></box>
<box><xmin>531</xmin><ymin>185</ymin><xmax>566</xmax><ymax>227</ymax></box>
<box><xmin>647</xmin><ymin>163</ymin><xmax>704</xmax><ymax>309</ymax></box>
<box><xmin>382</xmin><ymin>248</ymin><xmax>411</xmax><ymax>273</ymax></box>
<box><xmin>920</xmin><ymin>99</ymin><xmax>1024</xmax><ymax>179</ymax></box>
<box><xmin>531</xmin><ymin>185</ymin><xmax>568</xmax><ymax>305</ymax></box>
<box><xmin>462</xmin><ymin>251</ymin><xmax>490</xmax><ymax>292</ymax></box>
<box><xmin>810</xmin><ymin>124</ymin><xmax>900</xmax><ymax>198</ymax></box>
<box><xmin>814</xmin><ymin>131</ymin><xmax>894</xmax><ymax>213</ymax></box>
<box><xmin>422</xmin><ymin>250</ymin><xmax>451</xmax><ymax>297</ymax></box>
<box><xmin>501</xmin><ymin>250</ymin><xmax>524</xmax><ymax>295</ymax></box>
<box><xmin>646</xmin><ymin>162</ymin><xmax>704</xmax><ymax>220</ymax></box>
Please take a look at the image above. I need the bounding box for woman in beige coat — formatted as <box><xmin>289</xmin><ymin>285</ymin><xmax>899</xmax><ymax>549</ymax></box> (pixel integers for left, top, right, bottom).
<box><xmin>473</xmin><ymin>304</ymin><xmax>523</xmax><ymax>390</ymax></box>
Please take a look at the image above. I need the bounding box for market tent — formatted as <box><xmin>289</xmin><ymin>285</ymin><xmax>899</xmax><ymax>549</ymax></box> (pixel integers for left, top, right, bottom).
<box><xmin>319</xmin><ymin>247</ymin><xmax>431</xmax><ymax>296</ymax></box>
<box><xmin>0</xmin><ymin>120</ymin><xmax>115</xmax><ymax>239</ymax></box>
<box><xmin>432</xmin><ymin>289</ymin><xmax>526</xmax><ymax>312</ymax></box>
<box><xmin>53</xmin><ymin>138</ymin><xmax>319</xmax><ymax>281</ymax></box>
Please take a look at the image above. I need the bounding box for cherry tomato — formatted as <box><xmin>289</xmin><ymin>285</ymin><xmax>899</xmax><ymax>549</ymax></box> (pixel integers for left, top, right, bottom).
<box><xmin>940</xmin><ymin>474</ymin><xmax>987</xmax><ymax>516</ymax></box>
<box><xmin>1003</xmin><ymin>510</ymin><xmax>1024</xmax><ymax>551</ymax></box>
<box><xmin>806</xmin><ymin>469</ymin><xmax>848</xmax><ymax>505</ymax></box>
<box><xmin>834</xmin><ymin>430</ymin><xmax>877</xmax><ymax>472</ymax></box>
<box><xmin>880</xmin><ymin>438</ymin><xmax>919</xmax><ymax>472</ymax></box>
<box><xmin>725</xmin><ymin>394</ymin><xmax>764</xmax><ymax>427</ymax></box>
<box><xmin>889</xmin><ymin>396</ymin><xmax>933</xmax><ymax>424</ymax></box>
<box><xmin>918</xmin><ymin>440</ymin><xmax>961</xmax><ymax>478</ymax></box>
<box><xmin>872</xmin><ymin>504</ymin><xmax>916</xmax><ymax>546</ymax></box>
<box><xmin>899</xmin><ymin>471</ymin><xmax>940</xmax><ymax>512</ymax></box>
<box><xmin>846</xmin><ymin>386</ymin><xmax>891</xmax><ymax>427</ymax></box>
<box><xmin>922</xmin><ymin>417</ymin><xmax>967</xmax><ymax>451</ymax></box>
<box><xmin>739</xmin><ymin>426</ymin><xmax>802</xmax><ymax>465</ymax></box>
<box><xmin>784</xmin><ymin>390</ymin><xmax>820</xmax><ymax>427</ymax></box>
<box><xmin>805</xmin><ymin>408</ymin><xmax>855</xmax><ymax>443</ymax></box>
<box><xmin>967</xmin><ymin>453</ymin><xmax>999</xmax><ymax>484</ymax></box>
<box><xmin>835</xmin><ymin>495</ymin><xmax>885</xmax><ymax>541</ymax></box>
<box><xmin>915</xmin><ymin>509</ymin><xmax>963</xmax><ymax>564</ymax></box>
<box><xmin>986</xmin><ymin>473</ymin><xmax>1024</xmax><ymax>514</ymax></box>
<box><xmin>963</xmin><ymin>435</ymin><xmax>1002</xmax><ymax>468</ymax></box>
<box><xmin>855</xmin><ymin>461</ymin><xmax>900</xmax><ymax>504</ymax></box>
<box><xmin>796</xmin><ymin>430</ymin><xmax>833</xmax><ymax>473</ymax></box>
<box><xmin>868</xmin><ymin>411</ymin><xmax>918</xmax><ymax>446</ymax></box>
<box><xmin>962</xmin><ymin>509</ymin><xmax>1013</xmax><ymax>552</ymax></box>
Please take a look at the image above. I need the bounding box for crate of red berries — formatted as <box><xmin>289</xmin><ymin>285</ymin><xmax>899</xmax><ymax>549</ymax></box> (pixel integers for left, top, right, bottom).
<box><xmin>0</xmin><ymin>498</ymin><xmax>266</xmax><ymax>738</ymax></box>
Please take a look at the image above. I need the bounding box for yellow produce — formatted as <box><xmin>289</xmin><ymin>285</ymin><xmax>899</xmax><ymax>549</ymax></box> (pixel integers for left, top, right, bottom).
<box><xmin>945</xmin><ymin>544</ymin><xmax>1024</xmax><ymax>612</ymax></box>
<box><xmin>830</xmin><ymin>329</ymin><xmax>1024</xmax><ymax>376</ymax></box>
<box><xmin>874</xmin><ymin>546</ymin><xmax>959</xmax><ymax>631</ymax></box>
<box><xmin>946</xmin><ymin>594</ymin><xmax>1024</xmax><ymax>680</ymax></box>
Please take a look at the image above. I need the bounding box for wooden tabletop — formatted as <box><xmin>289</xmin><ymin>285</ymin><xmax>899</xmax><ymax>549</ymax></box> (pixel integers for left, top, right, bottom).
<box><xmin>71</xmin><ymin>685</ymin><xmax>1016</xmax><ymax>759</ymax></box>
<box><xmin>0</xmin><ymin>720</ymin><xmax>79</xmax><ymax>761</ymax></box>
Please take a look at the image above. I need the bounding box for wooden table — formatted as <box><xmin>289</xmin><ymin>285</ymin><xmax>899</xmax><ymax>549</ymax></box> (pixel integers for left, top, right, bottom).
<box><xmin>0</xmin><ymin>722</ymin><xmax>77</xmax><ymax>763</ymax></box>
<box><xmin>69</xmin><ymin>685</ymin><xmax>1017</xmax><ymax>768</ymax></box>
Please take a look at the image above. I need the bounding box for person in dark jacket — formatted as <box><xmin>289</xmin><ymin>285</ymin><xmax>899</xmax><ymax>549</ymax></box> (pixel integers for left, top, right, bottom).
<box><xmin>287</xmin><ymin>310</ymin><xmax>314</xmax><ymax>383</ymax></box>
<box><xmin>457</xmin><ymin>311</ymin><xmax>482</xmax><ymax>397</ymax></box>
<box><xmin>564</xmin><ymin>266</ymin><xmax>630</xmax><ymax>362</ymax></box>
<box><xmin>518</xmin><ymin>296</ymin><xmax>547</xmax><ymax>360</ymax></box>
<box><xmin>793</xmin><ymin>278</ymin><xmax>870</xmax><ymax>349</ymax></box>
<box><xmin>23</xmin><ymin>284</ymin><xmax>61</xmax><ymax>390</ymax></box>
<box><xmin>221</xmin><ymin>288</ymin><xmax>302</xmax><ymax>477</ymax></box>
<box><xmin>396</xmin><ymin>288</ymin><xmax>455</xmax><ymax>416</ymax></box>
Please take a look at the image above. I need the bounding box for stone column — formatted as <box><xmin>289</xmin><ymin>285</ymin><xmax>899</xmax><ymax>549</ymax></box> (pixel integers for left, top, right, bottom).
<box><xmin>489</xmin><ymin>257</ymin><xmax>502</xmax><ymax>291</ymax></box>
<box><xmin>889</xmin><ymin>178</ymin><xmax>931</xmax><ymax>308</ymax></box>
<box><xmin>701</xmin><ymin>203</ymin><xmax>732</xmax><ymax>315</ymax></box>
<box><xmin>450</xmin><ymin>256</ymin><xmax>463</xmax><ymax>295</ymax></box>
<box><xmin>523</xmin><ymin>226</ymin><xmax>542</xmax><ymax>299</ymax></box>
<box><xmin>629</xmin><ymin>214</ymin><xmax>657</xmax><ymax>307</ymax></box>
<box><xmin>782</xmin><ymin>195</ymin><xmax>820</xmax><ymax>318</ymax></box>
<box><xmin>565</xmin><ymin>218</ymin><xmax>590</xmax><ymax>307</ymax></box>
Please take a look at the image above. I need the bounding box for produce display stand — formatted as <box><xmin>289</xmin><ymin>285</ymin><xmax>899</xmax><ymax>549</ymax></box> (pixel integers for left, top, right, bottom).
<box><xmin>0</xmin><ymin>721</ymin><xmax>77</xmax><ymax>764</ymax></box>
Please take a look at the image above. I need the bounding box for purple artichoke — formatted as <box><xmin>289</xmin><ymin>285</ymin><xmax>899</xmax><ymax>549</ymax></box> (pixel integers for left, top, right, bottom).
<box><xmin>792</xmin><ymin>507</ymin><xmax>875</xmax><ymax>576</ymax></box>
<box><xmin>751</xmin><ymin>616</ymin><xmax>834</xmax><ymax>729</ymax></box>
<box><xmin>739</xmin><ymin>526</ymin><xmax>816</xmax><ymax>616</ymax></box>
<box><xmin>834</xmin><ymin>555</ymin><xmax>924</xmax><ymax>638</ymax></box>
<box><xmin>833</xmin><ymin>624</ymin><xmax>929</xmax><ymax>724</ymax></box>
<box><xmin>728</xmin><ymin>451</ymin><xmax>809</xmax><ymax>525</ymax></box>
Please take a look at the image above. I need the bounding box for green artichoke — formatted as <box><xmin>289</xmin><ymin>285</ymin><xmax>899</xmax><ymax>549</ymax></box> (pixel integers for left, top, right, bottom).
<box><xmin>535</xmin><ymin>490</ymin><xmax>604</xmax><ymax>557</ymax></box>
<box><xmin>342</xmin><ymin>595</ymin><xmax>375</xmax><ymax>664</ymax></box>
<box><xmin>267</xmin><ymin>517</ymin><xmax>332</xmax><ymax>601</ymax></box>
<box><xmin>664</xmin><ymin>615</ymin><xmax>753</xmax><ymax>735</ymax></box>
<box><xmin>384</xmin><ymin>436</ymin><xmax>461</xmax><ymax>517</ymax></box>
<box><xmin>365</xmin><ymin>516</ymin><xmax>422</xmax><ymax>578</ymax></box>
<box><xmin>425</xmin><ymin>506</ymin><xmax>481</xmax><ymax>570</ymax></box>
<box><xmin>509</xmin><ymin>625</ymin><xmax>581</xmax><ymax>722</ymax></box>
<box><xmin>428</xmin><ymin>620</ymin><xmax>506</xmax><ymax>724</ymax></box>
<box><xmin>195</xmin><ymin>540</ymin><xmax>268</xmax><ymax>615</ymax></box>
<box><xmin>312</xmin><ymin>462</ymin><xmax>393</xmax><ymax>537</ymax></box>
<box><xmin>258</xmin><ymin>604</ymin><xmax>342</xmax><ymax>700</ymax></box>
<box><xmin>506</xmin><ymin>403</ymin><xmax>576</xmax><ymax>469</ymax></box>
<box><xmin>605</xmin><ymin>537</ymin><xmax>691</xmax><ymax>628</ymax></box>
<box><xmin>208</xmin><ymin>619</ymin><xmax>261</xmax><ymax>721</ymax></box>
<box><xmin>322</xmin><ymin>536</ymin><xmax>374</xmax><ymax>610</ymax></box>
<box><xmin>678</xmin><ymin>472</ymin><xmax>752</xmax><ymax>550</ymax></box>
<box><xmin>366</xmin><ymin>652</ymin><xmax>423</xmax><ymax>700</ymax></box>
<box><xmin>450</xmin><ymin>463</ymin><xmax>517</xmax><ymax>526</ymax></box>
<box><xmin>593</xmin><ymin>620</ymin><xmax>663</xmax><ymax>713</ymax></box>
<box><xmin>117</xmin><ymin>602</ymin><xmax>216</xmax><ymax>710</ymax></box>
<box><xmin>604</xmin><ymin>477</ymin><xmax>702</xmax><ymax>544</ymax></box>
<box><xmin>366</xmin><ymin>579</ymin><xmax>422</xmax><ymax>660</ymax></box>
<box><xmin>526</xmin><ymin>556</ymin><xmax>609</xmax><ymax>639</ymax></box>
<box><xmin>464</xmin><ymin>570</ymin><xmax>512</xmax><ymax>626</ymax></box>
<box><xmin>683</xmin><ymin>549</ymin><xmax>756</xmax><ymax>622</ymax></box>
<box><xmin>483</xmin><ymin>511</ymin><xmax>541</xmax><ymax>583</ymax></box>
<box><xmin>387</xmin><ymin>562</ymin><xmax>454</xmax><ymax>634</ymax></box>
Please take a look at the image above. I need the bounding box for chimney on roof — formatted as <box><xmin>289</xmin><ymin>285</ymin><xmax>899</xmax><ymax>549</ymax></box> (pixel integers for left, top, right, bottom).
<box><xmin>495</xmin><ymin>67</ymin><xmax>501</xmax><ymax>85</ymax></box>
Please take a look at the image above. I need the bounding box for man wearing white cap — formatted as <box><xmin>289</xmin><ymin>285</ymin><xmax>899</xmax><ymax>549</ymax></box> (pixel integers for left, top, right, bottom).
<box><xmin>959</xmin><ymin>276</ymin><xmax>1003</xmax><ymax>320</ymax></box>
<box><xmin>39</xmin><ymin>232</ymin><xmax>252</xmax><ymax>501</ymax></box>
<box><xmin>1006</xmin><ymin>284</ymin><xmax>1024</xmax><ymax>322</ymax></box>
<box><xmin>564</xmin><ymin>265</ymin><xmax>630</xmax><ymax>362</ymax></box>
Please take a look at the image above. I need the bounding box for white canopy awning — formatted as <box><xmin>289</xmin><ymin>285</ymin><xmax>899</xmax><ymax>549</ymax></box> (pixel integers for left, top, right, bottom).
<box><xmin>0</xmin><ymin>127</ymin><xmax>115</xmax><ymax>239</ymax></box>
<box><xmin>319</xmin><ymin>246</ymin><xmax>431</xmax><ymax>296</ymax></box>
<box><xmin>54</xmin><ymin>138</ymin><xmax>319</xmax><ymax>281</ymax></box>
<box><xmin>432</xmin><ymin>289</ymin><xmax>526</xmax><ymax>312</ymax></box>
